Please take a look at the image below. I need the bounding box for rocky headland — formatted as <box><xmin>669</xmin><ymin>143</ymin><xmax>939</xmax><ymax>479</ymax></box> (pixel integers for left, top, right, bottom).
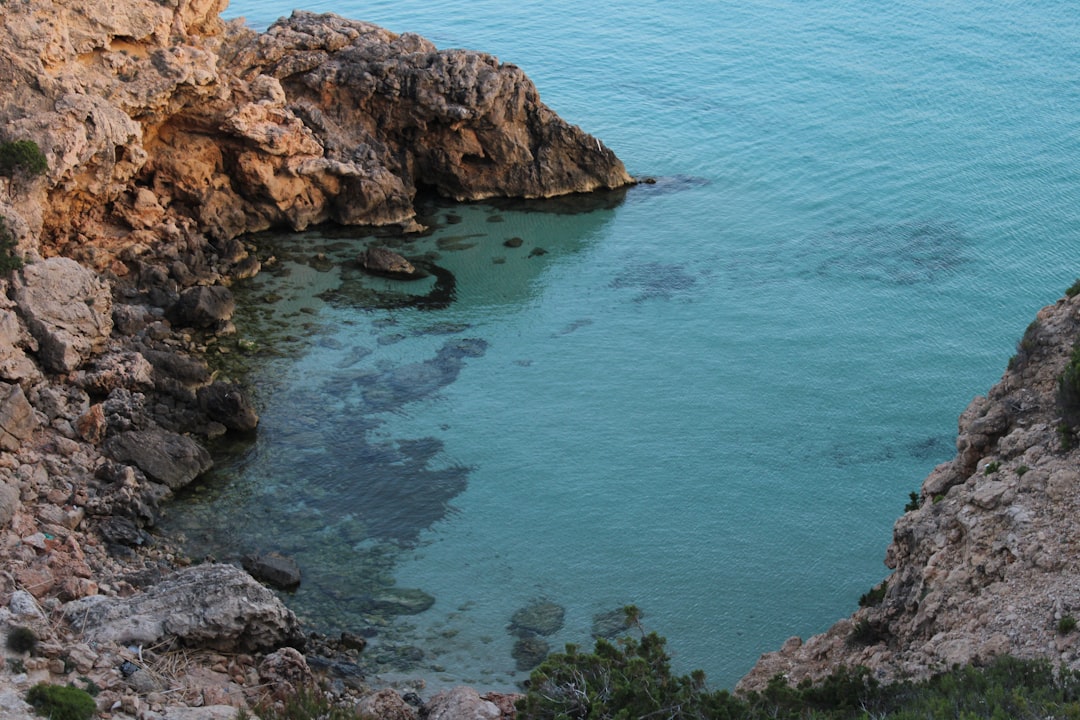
<box><xmin>0</xmin><ymin>0</ymin><xmax>629</xmax><ymax>717</ymax></box>
<box><xmin>739</xmin><ymin>293</ymin><xmax>1080</xmax><ymax>692</ymax></box>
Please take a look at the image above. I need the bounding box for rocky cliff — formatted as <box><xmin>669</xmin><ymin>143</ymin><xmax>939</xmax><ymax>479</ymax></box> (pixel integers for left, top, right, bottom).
<box><xmin>0</xmin><ymin>0</ymin><xmax>631</xmax><ymax>270</ymax></box>
<box><xmin>739</xmin><ymin>290</ymin><xmax>1080</xmax><ymax>691</ymax></box>
<box><xmin>0</xmin><ymin>1</ymin><xmax>630</xmax><ymax>717</ymax></box>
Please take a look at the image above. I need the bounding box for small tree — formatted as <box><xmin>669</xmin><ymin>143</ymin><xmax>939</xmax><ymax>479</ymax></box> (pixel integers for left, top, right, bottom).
<box><xmin>0</xmin><ymin>215</ymin><xmax>21</xmax><ymax>275</ymax></box>
<box><xmin>0</xmin><ymin>139</ymin><xmax>48</xmax><ymax>198</ymax></box>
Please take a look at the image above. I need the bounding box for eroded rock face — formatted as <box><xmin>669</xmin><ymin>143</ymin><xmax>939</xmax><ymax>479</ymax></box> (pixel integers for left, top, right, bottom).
<box><xmin>1</xmin><ymin>0</ymin><xmax>631</xmax><ymax>271</ymax></box>
<box><xmin>739</xmin><ymin>292</ymin><xmax>1080</xmax><ymax>691</ymax></box>
<box><xmin>63</xmin><ymin>563</ymin><xmax>304</xmax><ymax>652</ymax></box>
<box><xmin>11</xmin><ymin>258</ymin><xmax>113</xmax><ymax>373</ymax></box>
<box><xmin>103</xmin><ymin>426</ymin><xmax>212</xmax><ymax>489</ymax></box>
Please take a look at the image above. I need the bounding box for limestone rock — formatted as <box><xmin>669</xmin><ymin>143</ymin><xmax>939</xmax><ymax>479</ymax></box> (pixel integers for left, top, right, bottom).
<box><xmin>357</xmin><ymin>689</ymin><xmax>418</xmax><ymax>720</ymax></box>
<box><xmin>63</xmin><ymin>563</ymin><xmax>304</xmax><ymax>652</ymax></box>
<box><xmin>0</xmin><ymin>482</ymin><xmax>20</xmax><ymax>528</ymax></box>
<box><xmin>0</xmin><ymin>308</ymin><xmax>42</xmax><ymax>383</ymax></box>
<box><xmin>258</xmin><ymin>647</ymin><xmax>314</xmax><ymax>701</ymax></box>
<box><xmin>360</xmin><ymin>246</ymin><xmax>418</xmax><ymax>279</ymax></box>
<box><xmin>11</xmin><ymin>258</ymin><xmax>112</xmax><ymax>373</ymax></box>
<box><xmin>167</xmin><ymin>285</ymin><xmax>237</xmax><ymax>330</ymax></box>
<box><xmin>423</xmin><ymin>687</ymin><xmax>501</xmax><ymax>720</ymax></box>
<box><xmin>0</xmin><ymin>382</ymin><xmax>37</xmax><ymax>451</ymax></box>
<box><xmin>104</xmin><ymin>426</ymin><xmax>212</xmax><ymax>489</ymax></box>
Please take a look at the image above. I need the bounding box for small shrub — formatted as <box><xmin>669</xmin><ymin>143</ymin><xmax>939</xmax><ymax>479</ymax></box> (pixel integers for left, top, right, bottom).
<box><xmin>6</xmin><ymin>625</ymin><xmax>37</xmax><ymax>654</ymax></box>
<box><xmin>517</xmin><ymin>606</ymin><xmax>743</xmax><ymax>720</ymax></box>
<box><xmin>847</xmin><ymin>617</ymin><xmax>887</xmax><ymax>647</ymax></box>
<box><xmin>1059</xmin><ymin>615</ymin><xmax>1077</xmax><ymax>635</ymax></box>
<box><xmin>1017</xmin><ymin>465</ymin><xmax>1030</xmax><ymax>477</ymax></box>
<box><xmin>1059</xmin><ymin>423</ymin><xmax>1075</xmax><ymax>452</ymax></box>
<box><xmin>0</xmin><ymin>215</ymin><xmax>22</xmax><ymax>275</ymax></box>
<box><xmin>858</xmin><ymin>581</ymin><xmax>888</xmax><ymax>608</ymax></box>
<box><xmin>1058</xmin><ymin>344</ymin><xmax>1080</xmax><ymax>429</ymax></box>
<box><xmin>984</xmin><ymin>460</ymin><xmax>1001</xmax><ymax>475</ymax></box>
<box><xmin>0</xmin><ymin>139</ymin><xmax>48</xmax><ymax>180</ymax></box>
<box><xmin>7</xmin><ymin>658</ymin><xmax>26</xmax><ymax>674</ymax></box>
<box><xmin>904</xmin><ymin>491</ymin><xmax>921</xmax><ymax>512</ymax></box>
<box><xmin>25</xmin><ymin>683</ymin><xmax>96</xmax><ymax>720</ymax></box>
<box><xmin>1068</xmin><ymin>279</ymin><xmax>1080</xmax><ymax>298</ymax></box>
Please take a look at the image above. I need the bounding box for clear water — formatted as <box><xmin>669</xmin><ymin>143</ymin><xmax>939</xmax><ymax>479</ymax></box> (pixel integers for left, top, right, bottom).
<box><xmin>163</xmin><ymin>0</ymin><xmax>1080</xmax><ymax>691</ymax></box>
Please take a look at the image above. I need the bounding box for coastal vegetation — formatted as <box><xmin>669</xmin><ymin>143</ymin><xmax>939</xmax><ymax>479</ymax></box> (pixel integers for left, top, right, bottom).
<box><xmin>25</xmin><ymin>683</ymin><xmax>97</xmax><ymax>720</ymax></box>
<box><xmin>0</xmin><ymin>139</ymin><xmax>47</xmax><ymax>197</ymax></box>
<box><xmin>0</xmin><ymin>215</ymin><xmax>22</xmax><ymax>275</ymax></box>
<box><xmin>1056</xmin><ymin>343</ymin><xmax>1080</xmax><ymax>442</ymax></box>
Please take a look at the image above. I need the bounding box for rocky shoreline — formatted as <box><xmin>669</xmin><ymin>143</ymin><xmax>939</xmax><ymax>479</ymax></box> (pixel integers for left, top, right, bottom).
<box><xmin>5</xmin><ymin>0</ymin><xmax>1080</xmax><ymax>718</ymax></box>
<box><xmin>0</xmin><ymin>0</ymin><xmax>629</xmax><ymax>717</ymax></box>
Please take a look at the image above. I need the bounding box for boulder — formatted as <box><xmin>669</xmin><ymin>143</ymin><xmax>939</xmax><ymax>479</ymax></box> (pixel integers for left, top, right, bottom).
<box><xmin>167</xmin><ymin>286</ymin><xmax>236</xmax><ymax>330</ymax></box>
<box><xmin>242</xmin><ymin>551</ymin><xmax>301</xmax><ymax>590</ymax></box>
<box><xmin>11</xmin><ymin>258</ymin><xmax>113</xmax><ymax>373</ymax></box>
<box><xmin>510</xmin><ymin>599</ymin><xmax>565</xmax><ymax>636</ymax></box>
<box><xmin>197</xmin><ymin>381</ymin><xmax>258</xmax><ymax>431</ymax></box>
<box><xmin>423</xmin><ymin>687</ymin><xmax>501</xmax><ymax>720</ymax></box>
<box><xmin>0</xmin><ymin>482</ymin><xmax>21</xmax><ymax>529</ymax></box>
<box><xmin>258</xmin><ymin>647</ymin><xmax>314</xmax><ymax>702</ymax></box>
<box><xmin>360</xmin><ymin>246</ymin><xmax>418</xmax><ymax>279</ymax></box>
<box><xmin>104</xmin><ymin>426</ymin><xmax>212</xmax><ymax>489</ymax></box>
<box><xmin>0</xmin><ymin>382</ymin><xmax>37</xmax><ymax>451</ymax></box>
<box><xmin>0</xmin><ymin>308</ymin><xmax>41</xmax><ymax>383</ymax></box>
<box><xmin>357</xmin><ymin>690</ymin><xmax>417</xmax><ymax>720</ymax></box>
<box><xmin>62</xmin><ymin>563</ymin><xmax>304</xmax><ymax>652</ymax></box>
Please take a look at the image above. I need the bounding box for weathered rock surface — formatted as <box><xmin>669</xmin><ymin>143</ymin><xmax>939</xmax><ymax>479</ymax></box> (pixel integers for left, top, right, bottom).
<box><xmin>0</xmin><ymin>383</ymin><xmax>37</xmax><ymax>451</ymax></box>
<box><xmin>11</xmin><ymin>258</ymin><xmax>113</xmax><ymax>373</ymax></box>
<box><xmin>740</xmin><ymin>291</ymin><xmax>1080</xmax><ymax>691</ymax></box>
<box><xmin>0</xmin><ymin>0</ymin><xmax>630</xmax><ymax>275</ymax></box>
<box><xmin>423</xmin><ymin>686</ymin><xmax>502</xmax><ymax>720</ymax></box>
<box><xmin>63</xmin><ymin>563</ymin><xmax>304</xmax><ymax>652</ymax></box>
<box><xmin>104</xmin><ymin>426</ymin><xmax>212</xmax><ymax>489</ymax></box>
<box><xmin>197</xmin><ymin>381</ymin><xmax>258</xmax><ymax>431</ymax></box>
<box><xmin>361</xmin><ymin>246</ymin><xmax>418</xmax><ymax>278</ymax></box>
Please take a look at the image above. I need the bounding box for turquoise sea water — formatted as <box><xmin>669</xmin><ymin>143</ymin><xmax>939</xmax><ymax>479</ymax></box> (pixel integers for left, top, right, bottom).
<box><xmin>163</xmin><ymin>0</ymin><xmax>1080</xmax><ymax>691</ymax></box>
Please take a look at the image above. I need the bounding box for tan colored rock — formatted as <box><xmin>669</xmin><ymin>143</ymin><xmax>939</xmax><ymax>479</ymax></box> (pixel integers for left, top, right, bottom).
<box><xmin>11</xmin><ymin>257</ymin><xmax>112</xmax><ymax>373</ymax></box>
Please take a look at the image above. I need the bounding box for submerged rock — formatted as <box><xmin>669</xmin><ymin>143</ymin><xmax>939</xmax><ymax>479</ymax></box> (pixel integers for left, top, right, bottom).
<box><xmin>511</xmin><ymin>635</ymin><xmax>550</xmax><ymax>672</ymax></box>
<box><xmin>360</xmin><ymin>246</ymin><xmax>419</xmax><ymax>279</ymax></box>
<box><xmin>243</xmin><ymin>551</ymin><xmax>302</xmax><ymax>590</ymax></box>
<box><xmin>510</xmin><ymin>599</ymin><xmax>565</xmax><ymax>637</ymax></box>
<box><xmin>366</xmin><ymin>587</ymin><xmax>435</xmax><ymax>616</ymax></box>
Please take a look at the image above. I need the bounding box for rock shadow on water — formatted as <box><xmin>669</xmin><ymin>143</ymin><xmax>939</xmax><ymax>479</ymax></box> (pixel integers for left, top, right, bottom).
<box><xmin>611</xmin><ymin>261</ymin><xmax>702</xmax><ymax>302</ymax></box>
<box><xmin>354</xmin><ymin>337</ymin><xmax>489</xmax><ymax>412</ymax></box>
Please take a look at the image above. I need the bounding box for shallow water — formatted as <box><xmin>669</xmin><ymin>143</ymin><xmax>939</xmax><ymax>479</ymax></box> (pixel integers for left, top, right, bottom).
<box><xmin>162</xmin><ymin>0</ymin><xmax>1080</xmax><ymax>691</ymax></box>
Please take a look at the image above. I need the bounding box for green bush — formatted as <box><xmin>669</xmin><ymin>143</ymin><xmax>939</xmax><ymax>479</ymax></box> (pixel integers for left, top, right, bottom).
<box><xmin>1067</xmin><ymin>279</ymin><xmax>1080</xmax><ymax>298</ymax></box>
<box><xmin>5</xmin><ymin>625</ymin><xmax>37</xmax><ymax>654</ymax></box>
<box><xmin>858</xmin><ymin>581</ymin><xmax>888</xmax><ymax>608</ymax></box>
<box><xmin>1059</xmin><ymin>615</ymin><xmax>1077</xmax><ymax>635</ymax></box>
<box><xmin>26</xmin><ymin>683</ymin><xmax>96</xmax><ymax>720</ymax></box>
<box><xmin>0</xmin><ymin>139</ymin><xmax>48</xmax><ymax>180</ymax></box>
<box><xmin>517</xmin><ymin>606</ymin><xmax>744</xmax><ymax>720</ymax></box>
<box><xmin>0</xmin><ymin>215</ymin><xmax>22</xmax><ymax>275</ymax></box>
<box><xmin>1059</xmin><ymin>346</ymin><xmax>1080</xmax><ymax>437</ymax></box>
<box><xmin>904</xmin><ymin>491</ymin><xmax>920</xmax><ymax>512</ymax></box>
<box><xmin>984</xmin><ymin>460</ymin><xmax>1001</xmax><ymax>475</ymax></box>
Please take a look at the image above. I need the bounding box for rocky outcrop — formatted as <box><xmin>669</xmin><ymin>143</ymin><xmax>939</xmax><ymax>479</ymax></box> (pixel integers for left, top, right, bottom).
<box><xmin>739</xmin><ymin>291</ymin><xmax>1080</xmax><ymax>691</ymax></box>
<box><xmin>0</xmin><ymin>0</ymin><xmax>631</xmax><ymax>273</ymax></box>
<box><xmin>11</xmin><ymin>257</ymin><xmax>113</xmax><ymax>373</ymax></box>
<box><xmin>63</xmin><ymin>563</ymin><xmax>304</xmax><ymax>652</ymax></box>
